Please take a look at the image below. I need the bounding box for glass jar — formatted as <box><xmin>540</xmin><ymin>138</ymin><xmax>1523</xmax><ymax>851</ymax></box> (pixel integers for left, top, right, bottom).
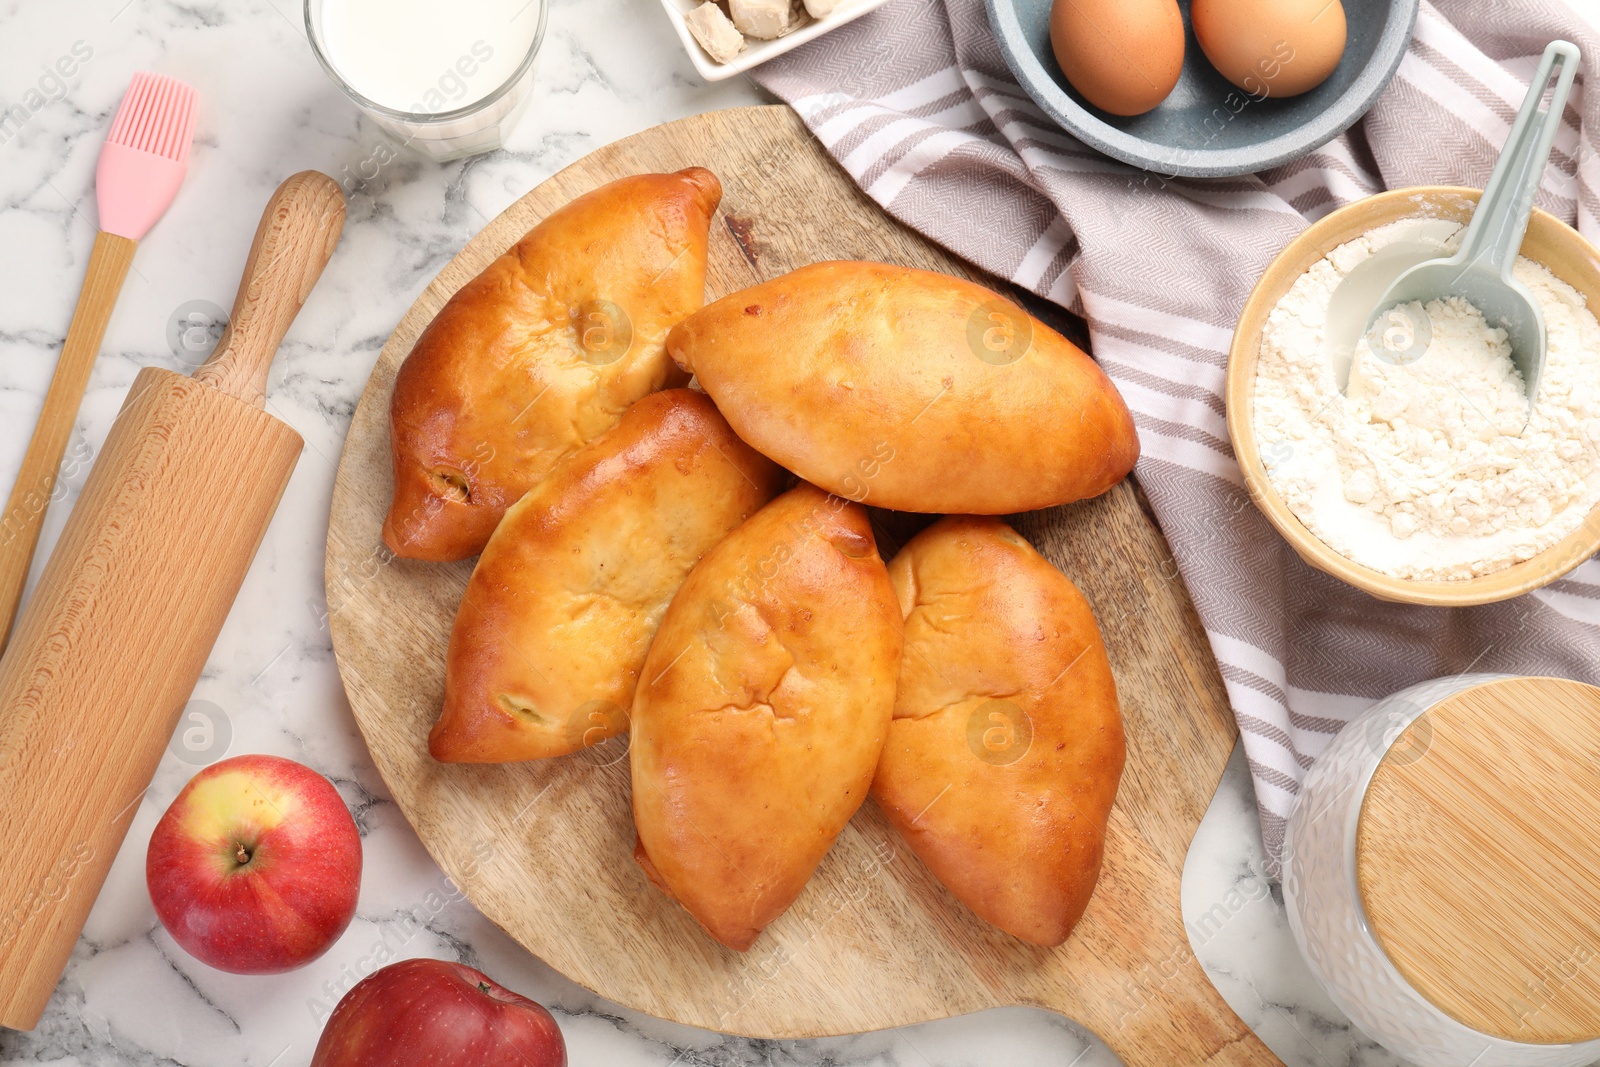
<box><xmin>1283</xmin><ymin>673</ymin><xmax>1600</xmax><ymax>1067</ymax></box>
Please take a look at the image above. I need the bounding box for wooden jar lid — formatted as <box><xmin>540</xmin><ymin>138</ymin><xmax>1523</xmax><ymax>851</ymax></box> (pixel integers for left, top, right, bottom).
<box><xmin>1356</xmin><ymin>677</ymin><xmax>1600</xmax><ymax>1045</ymax></box>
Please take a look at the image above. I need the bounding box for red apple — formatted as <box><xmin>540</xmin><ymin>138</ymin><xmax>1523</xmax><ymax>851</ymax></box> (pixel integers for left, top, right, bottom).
<box><xmin>311</xmin><ymin>958</ymin><xmax>567</xmax><ymax>1066</ymax></box>
<box><xmin>146</xmin><ymin>753</ymin><xmax>361</xmax><ymax>974</ymax></box>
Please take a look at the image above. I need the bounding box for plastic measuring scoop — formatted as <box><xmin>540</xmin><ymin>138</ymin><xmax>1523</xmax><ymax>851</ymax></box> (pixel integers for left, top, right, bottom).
<box><xmin>1337</xmin><ymin>40</ymin><xmax>1579</xmax><ymax>410</ymax></box>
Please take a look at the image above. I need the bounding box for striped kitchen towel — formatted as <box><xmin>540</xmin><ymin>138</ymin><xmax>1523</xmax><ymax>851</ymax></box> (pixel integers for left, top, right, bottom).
<box><xmin>753</xmin><ymin>0</ymin><xmax>1600</xmax><ymax>864</ymax></box>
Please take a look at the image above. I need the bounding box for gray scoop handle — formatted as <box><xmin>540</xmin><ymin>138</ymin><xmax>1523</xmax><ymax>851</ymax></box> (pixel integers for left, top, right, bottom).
<box><xmin>1454</xmin><ymin>41</ymin><xmax>1578</xmax><ymax>279</ymax></box>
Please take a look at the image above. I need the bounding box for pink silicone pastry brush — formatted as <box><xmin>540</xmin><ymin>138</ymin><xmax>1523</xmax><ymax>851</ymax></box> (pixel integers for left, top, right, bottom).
<box><xmin>0</xmin><ymin>71</ymin><xmax>196</xmax><ymax>649</ymax></box>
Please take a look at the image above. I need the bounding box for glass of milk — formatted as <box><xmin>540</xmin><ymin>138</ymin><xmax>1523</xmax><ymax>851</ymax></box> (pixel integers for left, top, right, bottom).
<box><xmin>305</xmin><ymin>0</ymin><xmax>547</xmax><ymax>162</ymax></box>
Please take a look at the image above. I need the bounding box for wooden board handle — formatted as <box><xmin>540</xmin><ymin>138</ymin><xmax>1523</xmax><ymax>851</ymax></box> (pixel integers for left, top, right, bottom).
<box><xmin>0</xmin><ymin>171</ymin><xmax>343</xmax><ymax>1030</ymax></box>
<box><xmin>193</xmin><ymin>170</ymin><xmax>345</xmax><ymax>405</ymax></box>
<box><xmin>1094</xmin><ymin>951</ymin><xmax>1282</xmax><ymax>1066</ymax></box>
<box><xmin>0</xmin><ymin>231</ymin><xmax>137</xmax><ymax>649</ymax></box>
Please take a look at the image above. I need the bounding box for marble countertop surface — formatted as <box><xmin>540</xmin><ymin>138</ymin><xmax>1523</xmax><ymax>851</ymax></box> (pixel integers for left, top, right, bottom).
<box><xmin>0</xmin><ymin>1</ymin><xmax>1426</xmax><ymax>1064</ymax></box>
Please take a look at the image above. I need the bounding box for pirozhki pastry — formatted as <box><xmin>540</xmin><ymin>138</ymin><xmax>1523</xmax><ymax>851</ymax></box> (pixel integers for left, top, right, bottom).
<box><xmin>431</xmin><ymin>390</ymin><xmax>783</xmax><ymax>763</ymax></box>
<box><xmin>872</xmin><ymin>516</ymin><xmax>1125</xmax><ymax>946</ymax></box>
<box><xmin>666</xmin><ymin>261</ymin><xmax>1139</xmax><ymax>514</ymax></box>
<box><xmin>385</xmin><ymin>168</ymin><xmax>721</xmax><ymax>560</ymax></box>
<box><xmin>630</xmin><ymin>483</ymin><xmax>902</xmax><ymax>950</ymax></box>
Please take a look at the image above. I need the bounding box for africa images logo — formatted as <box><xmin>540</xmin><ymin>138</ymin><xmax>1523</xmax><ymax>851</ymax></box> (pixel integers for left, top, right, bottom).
<box><xmin>966</xmin><ymin>699</ymin><xmax>1033</xmax><ymax>766</ymax></box>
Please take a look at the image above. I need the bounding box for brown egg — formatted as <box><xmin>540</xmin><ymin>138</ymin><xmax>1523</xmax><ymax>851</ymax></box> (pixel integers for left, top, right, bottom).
<box><xmin>1049</xmin><ymin>0</ymin><xmax>1184</xmax><ymax>117</ymax></box>
<box><xmin>1191</xmin><ymin>0</ymin><xmax>1347</xmax><ymax>99</ymax></box>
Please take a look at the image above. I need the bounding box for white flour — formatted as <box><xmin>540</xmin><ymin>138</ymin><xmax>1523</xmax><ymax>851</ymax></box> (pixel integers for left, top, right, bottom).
<box><xmin>1253</xmin><ymin>218</ymin><xmax>1600</xmax><ymax>581</ymax></box>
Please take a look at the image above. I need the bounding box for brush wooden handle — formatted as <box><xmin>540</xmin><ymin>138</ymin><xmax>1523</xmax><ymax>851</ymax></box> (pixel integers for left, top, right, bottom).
<box><xmin>194</xmin><ymin>170</ymin><xmax>346</xmax><ymax>405</ymax></box>
<box><xmin>0</xmin><ymin>171</ymin><xmax>344</xmax><ymax>1031</ymax></box>
<box><xmin>0</xmin><ymin>231</ymin><xmax>138</xmax><ymax>649</ymax></box>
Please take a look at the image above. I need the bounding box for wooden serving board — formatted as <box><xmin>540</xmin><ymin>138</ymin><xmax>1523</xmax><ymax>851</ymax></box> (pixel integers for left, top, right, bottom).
<box><xmin>326</xmin><ymin>106</ymin><xmax>1277</xmax><ymax>1066</ymax></box>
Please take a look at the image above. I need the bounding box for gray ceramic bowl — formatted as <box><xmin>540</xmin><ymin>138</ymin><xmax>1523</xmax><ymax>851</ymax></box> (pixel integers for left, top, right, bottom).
<box><xmin>985</xmin><ymin>0</ymin><xmax>1418</xmax><ymax>177</ymax></box>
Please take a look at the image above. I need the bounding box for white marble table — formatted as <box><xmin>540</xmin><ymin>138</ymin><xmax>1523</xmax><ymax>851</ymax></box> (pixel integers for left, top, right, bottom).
<box><xmin>0</xmin><ymin>1</ymin><xmax>1412</xmax><ymax>1063</ymax></box>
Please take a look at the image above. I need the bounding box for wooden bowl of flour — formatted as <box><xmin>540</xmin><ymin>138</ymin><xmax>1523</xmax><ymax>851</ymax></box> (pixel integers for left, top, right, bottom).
<box><xmin>1226</xmin><ymin>186</ymin><xmax>1600</xmax><ymax>607</ymax></box>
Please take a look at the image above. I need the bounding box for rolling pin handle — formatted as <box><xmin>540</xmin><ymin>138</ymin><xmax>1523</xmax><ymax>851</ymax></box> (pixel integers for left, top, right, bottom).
<box><xmin>193</xmin><ymin>171</ymin><xmax>346</xmax><ymax>406</ymax></box>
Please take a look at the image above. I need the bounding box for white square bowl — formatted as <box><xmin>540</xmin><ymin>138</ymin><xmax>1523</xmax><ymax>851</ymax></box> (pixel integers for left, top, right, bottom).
<box><xmin>658</xmin><ymin>0</ymin><xmax>895</xmax><ymax>81</ymax></box>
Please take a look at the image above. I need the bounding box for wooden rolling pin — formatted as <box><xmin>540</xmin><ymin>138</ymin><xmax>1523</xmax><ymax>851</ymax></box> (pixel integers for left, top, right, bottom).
<box><xmin>0</xmin><ymin>171</ymin><xmax>345</xmax><ymax>1029</ymax></box>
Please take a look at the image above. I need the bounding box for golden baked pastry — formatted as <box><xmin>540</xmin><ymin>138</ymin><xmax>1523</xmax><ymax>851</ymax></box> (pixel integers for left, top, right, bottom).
<box><xmin>384</xmin><ymin>168</ymin><xmax>722</xmax><ymax>561</ymax></box>
<box><xmin>430</xmin><ymin>389</ymin><xmax>784</xmax><ymax>763</ymax></box>
<box><xmin>872</xmin><ymin>515</ymin><xmax>1124</xmax><ymax>946</ymax></box>
<box><xmin>665</xmin><ymin>261</ymin><xmax>1139</xmax><ymax>514</ymax></box>
<box><xmin>630</xmin><ymin>483</ymin><xmax>903</xmax><ymax>950</ymax></box>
